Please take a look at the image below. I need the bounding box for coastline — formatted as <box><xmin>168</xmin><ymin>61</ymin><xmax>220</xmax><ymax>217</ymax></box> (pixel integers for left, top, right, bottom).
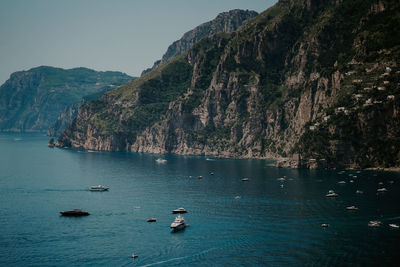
<box><xmin>54</xmin><ymin>143</ymin><xmax>400</xmax><ymax>172</ymax></box>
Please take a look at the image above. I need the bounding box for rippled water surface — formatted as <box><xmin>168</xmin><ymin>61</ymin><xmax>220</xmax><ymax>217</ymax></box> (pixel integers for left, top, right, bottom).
<box><xmin>1</xmin><ymin>133</ymin><xmax>400</xmax><ymax>266</ymax></box>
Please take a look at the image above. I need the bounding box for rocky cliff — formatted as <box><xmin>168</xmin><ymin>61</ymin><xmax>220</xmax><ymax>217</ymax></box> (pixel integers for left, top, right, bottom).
<box><xmin>141</xmin><ymin>9</ymin><xmax>258</xmax><ymax>76</ymax></box>
<box><xmin>0</xmin><ymin>66</ymin><xmax>133</xmax><ymax>132</ymax></box>
<box><xmin>57</xmin><ymin>0</ymin><xmax>400</xmax><ymax>169</ymax></box>
<box><xmin>47</xmin><ymin>85</ymin><xmax>120</xmax><ymax>136</ymax></box>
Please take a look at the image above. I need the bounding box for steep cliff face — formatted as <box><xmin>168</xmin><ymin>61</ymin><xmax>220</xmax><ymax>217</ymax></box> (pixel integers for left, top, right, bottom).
<box><xmin>47</xmin><ymin>85</ymin><xmax>122</xmax><ymax>136</ymax></box>
<box><xmin>141</xmin><ymin>9</ymin><xmax>258</xmax><ymax>76</ymax></box>
<box><xmin>58</xmin><ymin>0</ymin><xmax>400</xmax><ymax>169</ymax></box>
<box><xmin>0</xmin><ymin>66</ymin><xmax>133</xmax><ymax>132</ymax></box>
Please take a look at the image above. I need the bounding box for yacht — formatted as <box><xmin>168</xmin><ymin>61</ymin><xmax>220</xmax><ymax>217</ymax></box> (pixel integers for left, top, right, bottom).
<box><xmin>172</xmin><ymin>207</ymin><xmax>187</xmax><ymax>214</ymax></box>
<box><xmin>326</xmin><ymin>190</ymin><xmax>338</xmax><ymax>197</ymax></box>
<box><xmin>60</xmin><ymin>209</ymin><xmax>90</xmax><ymax>216</ymax></box>
<box><xmin>89</xmin><ymin>185</ymin><xmax>109</xmax><ymax>191</ymax></box>
<box><xmin>170</xmin><ymin>214</ymin><xmax>186</xmax><ymax>232</ymax></box>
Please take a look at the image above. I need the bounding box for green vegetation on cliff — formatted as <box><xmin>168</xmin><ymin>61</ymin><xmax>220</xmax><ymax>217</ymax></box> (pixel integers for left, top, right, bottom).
<box><xmin>58</xmin><ymin>0</ymin><xmax>400</xmax><ymax>169</ymax></box>
<box><xmin>0</xmin><ymin>66</ymin><xmax>133</xmax><ymax>132</ymax></box>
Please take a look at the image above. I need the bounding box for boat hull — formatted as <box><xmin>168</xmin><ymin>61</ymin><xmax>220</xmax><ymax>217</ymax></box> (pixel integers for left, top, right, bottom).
<box><xmin>171</xmin><ymin>224</ymin><xmax>186</xmax><ymax>232</ymax></box>
<box><xmin>60</xmin><ymin>211</ymin><xmax>90</xmax><ymax>216</ymax></box>
<box><xmin>89</xmin><ymin>188</ymin><xmax>108</xmax><ymax>191</ymax></box>
<box><xmin>172</xmin><ymin>210</ymin><xmax>187</xmax><ymax>214</ymax></box>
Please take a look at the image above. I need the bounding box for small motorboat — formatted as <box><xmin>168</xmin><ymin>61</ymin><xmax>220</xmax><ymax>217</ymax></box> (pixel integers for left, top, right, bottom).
<box><xmin>377</xmin><ymin>188</ymin><xmax>388</xmax><ymax>192</ymax></box>
<box><xmin>346</xmin><ymin>206</ymin><xmax>358</xmax><ymax>210</ymax></box>
<box><xmin>241</xmin><ymin>178</ymin><xmax>249</xmax><ymax>181</ymax></box>
<box><xmin>368</xmin><ymin>220</ymin><xmax>382</xmax><ymax>227</ymax></box>
<box><xmin>326</xmin><ymin>192</ymin><xmax>338</xmax><ymax>197</ymax></box>
<box><xmin>338</xmin><ymin>181</ymin><xmax>346</xmax><ymax>184</ymax></box>
<box><xmin>389</xmin><ymin>224</ymin><xmax>399</xmax><ymax>229</ymax></box>
<box><xmin>170</xmin><ymin>214</ymin><xmax>186</xmax><ymax>232</ymax></box>
<box><xmin>89</xmin><ymin>185</ymin><xmax>109</xmax><ymax>191</ymax></box>
<box><xmin>356</xmin><ymin>190</ymin><xmax>364</xmax><ymax>194</ymax></box>
<box><xmin>321</xmin><ymin>223</ymin><xmax>329</xmax><ymax>227</ymax></box>
<box><xmin>172</xmin><ymin>207</ymin><xmax>187</xmax><ymax>214</ymax></box>
<box><xmin>131</xmin><ymin>254</ymin><xmax>139</xmax><ymax>258</ymax></box>
<box><xmin>60</xmin><ymin>209</ymin><xmax>90</xmax><ymax>216</ymax></box>
<box><xmin>326</xmin><ymin>190</ymin><xmax>338</xmax><ymax>197</ymax></box>
<box><xmin>198</xmin><ymin>176</ymin><xmax>203</xmax><ymax>179</ymax></box>
<box><xmin>156</xmin><ymin>158</ymin><xmax>167</xmax><ymax>163</ymax></box>
<box><xmin>147</xmin><ymin>218</ymin><xmax>157</xmax><ymax>222</ymax></box>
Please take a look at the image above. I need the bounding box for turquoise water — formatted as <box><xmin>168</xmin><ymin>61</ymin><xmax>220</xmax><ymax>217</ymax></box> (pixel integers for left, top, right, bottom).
<box><xmin>1</xmin><ymin>133</ymin><xmax>400</xmax><ymax>266</ymax></box>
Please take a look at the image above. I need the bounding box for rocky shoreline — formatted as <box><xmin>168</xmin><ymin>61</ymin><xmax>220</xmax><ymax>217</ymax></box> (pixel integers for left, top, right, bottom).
<box><xmin>274</xmin><ymin>156</ymin><xmax>400</xmax><ymax>172</ymax></box>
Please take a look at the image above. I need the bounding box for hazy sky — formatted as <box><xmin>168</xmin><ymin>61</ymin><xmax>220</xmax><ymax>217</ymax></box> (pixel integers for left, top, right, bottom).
<box><xmin>0</xmin><ymin>0</ymin><xmax>277</xmax><ymax>84</ymax></box>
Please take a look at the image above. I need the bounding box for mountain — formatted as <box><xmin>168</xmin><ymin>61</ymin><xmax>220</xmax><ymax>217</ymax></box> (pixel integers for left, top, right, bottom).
<box><xmin>47</xmin><ymin>85</ymin><xmax>116</xmax><ymax>136</ymax></box>
<box><xmin>140</xmin><ymin>9</ymin><xmax>258</xmax><ymax>76</ymax></box>
<box><xmin>0</xmin><ymin>66</ymin><xmax>133</xmax><ymax>132</ymax></box>
<box><xmin>57</xmin><ymin>0</ymin><xmax>400</xmax><ymax>170</ymax></box>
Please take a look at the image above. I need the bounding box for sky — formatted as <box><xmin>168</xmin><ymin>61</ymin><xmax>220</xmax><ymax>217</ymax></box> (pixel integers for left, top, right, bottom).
<box><xmin>0</xmin><ymin>0</ymin><xmax>277</xmax><ymax>84</ymax></box>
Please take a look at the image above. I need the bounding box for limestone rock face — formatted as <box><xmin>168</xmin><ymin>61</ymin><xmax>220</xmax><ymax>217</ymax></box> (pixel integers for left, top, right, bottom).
<box><xmin>57</xmin><ymin>0</ymin><xmax>400</xmax><ymax>169</ymax></box>
<box><xmin>141</xmin><ymin>9</ymin><xmax>258</xmax><ymax>76</ymax></box>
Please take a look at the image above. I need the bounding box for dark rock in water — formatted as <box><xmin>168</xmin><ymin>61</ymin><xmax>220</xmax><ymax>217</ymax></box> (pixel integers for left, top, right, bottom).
<box><xmin>48</xmin><ymin>138</ymin><xmax>55</xmax><ymax>147</ymax></box>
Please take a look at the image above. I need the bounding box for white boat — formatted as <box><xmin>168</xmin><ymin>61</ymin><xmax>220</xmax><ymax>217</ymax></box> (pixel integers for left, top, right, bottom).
<box><xmin>326</xmin><ymin>190</ymin><xmax>338</xmax><ymax>197</ymax></box>
<box><xmin>389</xmin><ymin>224</ymin><xmax>399</xmax><ymax>229</ymax></box>
<box><xmin>170</xmin><ymin>214</ymin><xmax>186</xmax><ymax>232</ymax></box>
<box><xmin>241</xmin><ymin>178</ymin><xmax>249</xmax><ymax>181</ymax></box>
<box><xmin>368</xmin><ymin>220</ymin><xmax>382</xmax><ymax>227</ymax></box>
<box><xmin>326</xmin><ymin>193</ymin><xmax>338</xmax><ymax>197</ymax></box>
<box><xmin>172</xmin><ymin>207</ymin><xmax>187</xmax><ymax>214</ymax></box>
<box><xmin>89</xmin><ymin>185</ymin><xmax>109</xmax><ymax>191</ymax></box>
<box><xmin>338</xmin><ymin>181</ymin><xmax>346</xmax><ymax>184</ymax></box>
<box><xmin>346</xmin><ymin>206</ymin><xmax>358</xmax><ymax>210</ymax></box>
<box><xmin>377</xmin><ymin>188</ymin><xmax>388</xmax><ymax>192</ymax></box>
<box><xmin>156</xmin><ymin>158</ymin><xmax>167</xmax><ymax>163</ymax></box>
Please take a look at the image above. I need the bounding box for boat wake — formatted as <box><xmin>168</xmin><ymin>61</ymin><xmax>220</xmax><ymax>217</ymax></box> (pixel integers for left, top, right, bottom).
<box><xmin>138</xmin><ymin>247</ymin><xmax>217</xmax><ymax>267</ymax></box>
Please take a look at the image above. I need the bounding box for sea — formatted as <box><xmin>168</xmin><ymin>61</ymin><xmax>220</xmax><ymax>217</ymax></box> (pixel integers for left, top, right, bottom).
<box><xmin>1</xmin><ymin>133</ymin><xmax>400</xmax><ymax>266</ymax></box>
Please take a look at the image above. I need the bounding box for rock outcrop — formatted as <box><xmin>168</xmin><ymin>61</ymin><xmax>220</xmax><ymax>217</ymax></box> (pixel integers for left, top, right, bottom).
<box><xmin>141</xmin><ymin>9</ymin><xmax>258</xmax><ymax>76</ymax></box>
<box><xmin>47</xmin><ymin>85</ymin><xmax>122</xmax><ymax>136</ymax></box>
<box><xmin>57</xmin><ymin>0</ymin><xmax>400</xmax><ymax>169</ymax></box>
